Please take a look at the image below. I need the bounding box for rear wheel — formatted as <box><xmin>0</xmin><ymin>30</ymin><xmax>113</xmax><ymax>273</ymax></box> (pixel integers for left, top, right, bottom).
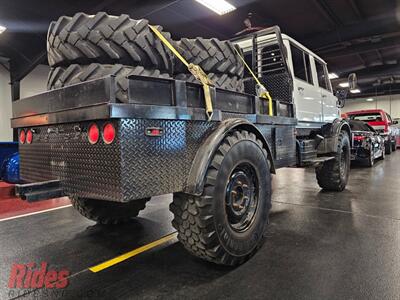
<box><xmin>392</xmin><ymin>140</ymin><xmax>396</xmax><ymax>152</ymax></box>
<box><xmin>315</xmin><ymin>131</ymin><xmax>350</xmax><ymax>191</ymax></box>
<box><xmin>170</xmin><ymin>130</ymin><xmax>272</xmax><ymax>265</ymax></box>
<box><xmin>71</xmin><ymin>197</ymin><xmax>150</xmax><ymax>225</ymax></box>
<box><xmin>385</xmin><ymin>141</ymin><xmax>392</xmax><ymax>155</ymax></box>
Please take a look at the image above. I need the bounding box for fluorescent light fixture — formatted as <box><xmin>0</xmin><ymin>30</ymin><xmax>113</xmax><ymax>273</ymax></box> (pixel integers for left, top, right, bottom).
<box><xmin>366</xmin><ymin>98</ymin><xmax>374</xmax><ymax>101</ymax></box>
<box><xmin>350</xmin><ymin>88</ymin><xmax>361</xmax><ymax>94</ymax></box>
<box><xmin>0</xmin><ymin>25</ymin><xmax>6</xmax><ymax>34</ymax></box>
<box><xmin>196</xmin><ymin>0</ymin><xmax>236</xmax><ymax>15</ymax></box>
<box><xmin>328</xmin><ymin>73</ymin><xmax>338</xmax><ymax>79</ymax></box>
<box><xmin>339</xmin><ymin>82</ymin><xmax>349</xmax><ymax>88</ymax></box>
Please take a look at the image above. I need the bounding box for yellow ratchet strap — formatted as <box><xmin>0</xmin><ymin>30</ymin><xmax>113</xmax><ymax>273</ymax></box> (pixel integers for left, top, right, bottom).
<box><xmin>149</xmin><ymin>25</ymin><xmax>214</xmax><ymax>120</ymax></box>
<box><xmin>234</xmin><ymin>48</ymin><xmax>274</xmax><ymax>116</ymax></box>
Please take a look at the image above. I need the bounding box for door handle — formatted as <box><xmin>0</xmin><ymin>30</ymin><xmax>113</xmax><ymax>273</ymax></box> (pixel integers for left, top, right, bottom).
<box><xmin>297</xmin><ymin>87</ymin><xmax>304</xmax><ymax>91</ymax></box>
<box><xmin>322</xmin><ymin>95</ymin><xmax>327</xmax><ymax>98</ymax></box>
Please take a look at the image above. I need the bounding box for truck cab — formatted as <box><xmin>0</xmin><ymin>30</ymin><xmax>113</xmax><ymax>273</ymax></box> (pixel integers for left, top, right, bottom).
<box><xmin>233</xmin><ymin>32</ymin><xmax>339</xmax><ymax>129</ymax></box>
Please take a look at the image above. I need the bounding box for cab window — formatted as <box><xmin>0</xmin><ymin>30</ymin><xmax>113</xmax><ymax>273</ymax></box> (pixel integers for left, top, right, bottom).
<box><xmin>291</xmin><ymin>44</ymin><xmax>306</xmax><ymax>82</ymax></box>
<box><xmin>290</xmin><ymin>44</ymin><xmax>313</xmax><ymax>85</ymax></box>
<box><xmin>304</xmin><ymin>54</ymin><xmax>313</xmax><ymax>85</ymax></box>
<box><xmin>315</xmin><ymin>60</ymin><xmax>331</xmax><ymax>91</ymax></box>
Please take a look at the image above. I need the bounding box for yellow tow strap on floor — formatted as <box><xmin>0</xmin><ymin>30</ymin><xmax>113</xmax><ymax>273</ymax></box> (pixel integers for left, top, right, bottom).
<box><xmin>234</xmin><ymin>48</ymin><xmax>274</xmax><ymax>116</ymax></box>
<box><xmin>149</xmin><ymin>25</ymin><xmax>214</xmax><ymax>120</ymax></box>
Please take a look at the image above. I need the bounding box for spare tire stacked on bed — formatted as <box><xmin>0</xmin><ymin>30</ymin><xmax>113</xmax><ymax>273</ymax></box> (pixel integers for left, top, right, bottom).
<box><xmin>173</xmin><ymin>37</ymin><xmax>245</xmax><ymax>92</ymax></box>
<box><xmin>46</xmin><ymin>12</ymin><xmax>174</xmax><ymax>102</ymax></box>
<box><xmin>46</xmin><ymin>12</ymin><xmax>245</xmax><ymax>102</ymax></box>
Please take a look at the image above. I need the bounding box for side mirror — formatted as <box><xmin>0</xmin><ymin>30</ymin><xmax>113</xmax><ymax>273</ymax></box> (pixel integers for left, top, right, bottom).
<box><xmin>393</xmin><ymin>120</ymin><xmax>398</xmax><ymax>125</ymax></box>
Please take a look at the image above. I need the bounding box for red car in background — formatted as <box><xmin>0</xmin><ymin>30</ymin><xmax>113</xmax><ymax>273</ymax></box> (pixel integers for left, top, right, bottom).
<box><xmin>345</xmin><ymin>109</ymin><xmax>399</xmax><ymax>154</ymax></box>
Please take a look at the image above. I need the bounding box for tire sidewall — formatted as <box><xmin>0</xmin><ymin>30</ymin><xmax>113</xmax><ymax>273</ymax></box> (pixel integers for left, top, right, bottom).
<box><xmin>212</xmin><ymin>139</ymin><xmax>271</xmax><ymax>257</ymax></box>
<box><xmin>338</xmin><ymin>132</ymin><xmax>351</xmax><ymax>186</ymax></box>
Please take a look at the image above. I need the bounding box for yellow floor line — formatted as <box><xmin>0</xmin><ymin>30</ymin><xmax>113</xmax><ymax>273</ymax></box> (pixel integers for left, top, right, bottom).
<box><xmin>89</xmin><ymin>232</ymin><xmax>178</xmax><ymax>273</ymax></box>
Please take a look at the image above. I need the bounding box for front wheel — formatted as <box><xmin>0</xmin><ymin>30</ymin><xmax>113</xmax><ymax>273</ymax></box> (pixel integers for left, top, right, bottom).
<box><xmin>170</xmin><ymin>130</ymin><xmax>272</xmax><ymax>266</ymax></box>
<box><xmin>315</xmin><ymin>131</ymin><xmax>351</xmax><ymax>191</ymax></box>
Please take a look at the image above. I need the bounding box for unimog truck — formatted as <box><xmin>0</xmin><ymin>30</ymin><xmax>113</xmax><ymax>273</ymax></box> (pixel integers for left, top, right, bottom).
<box><xmin>12</xmin><ymin>13</ymin><xmax>351</xmax><ymax>266</ymax></box>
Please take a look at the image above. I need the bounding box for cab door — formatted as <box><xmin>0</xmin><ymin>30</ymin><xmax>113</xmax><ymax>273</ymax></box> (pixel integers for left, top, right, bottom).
<box><xmin>288</xmin><ymin>42</ymin><xmax>321</xmax><ymax>122</ymax></box>
<box><xmin>314</xmin><ymin>59</ymin><xmax>339</xmax><ymax>122</ymax></box>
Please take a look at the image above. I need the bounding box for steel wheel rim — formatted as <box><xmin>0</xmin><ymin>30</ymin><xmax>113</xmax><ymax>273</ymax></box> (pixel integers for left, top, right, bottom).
<box><xmin>225</xmin><ymin>163</ymin><xmax>259</xmax><ymax>232</ymax></box>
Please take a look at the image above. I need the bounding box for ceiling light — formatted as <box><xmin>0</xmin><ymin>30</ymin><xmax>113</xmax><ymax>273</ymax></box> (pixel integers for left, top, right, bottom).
<box><xmin>328</xmin><ymin>73</ymin><xmax>338</xmax><ymax>79</ymax></box>
<box><xmin>195</xmin><ymin>0</ymin><xmax>236</xmax><ymax>15</ymax></box>
<box><xmin>366</xmin><ymin>98</ymin><xmax>374</xmax><ymax>101</ymax></box>
<box><xmin>350</xmin><ymin>88</ymin><xmax>361</xmax><ymax>94</ymax></box>
<box><xmin>339</xmin><ymin>82</ymin><xmax>349</xmax><ymax>88</ymax></box>
<box><xmin>0</xmin><ymin>25</ymin><xmax>6</xmax><ymax>34</ymax></box>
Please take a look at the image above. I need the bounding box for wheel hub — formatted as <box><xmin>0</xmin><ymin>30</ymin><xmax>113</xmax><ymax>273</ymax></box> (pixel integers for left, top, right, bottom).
<box><xmin>225</xmin><ymin>164</ymin><xmax>258</xmax><ymax>232</ymax></box>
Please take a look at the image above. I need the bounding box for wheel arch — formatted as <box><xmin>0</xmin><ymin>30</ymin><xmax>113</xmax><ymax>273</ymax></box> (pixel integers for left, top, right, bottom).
<box><xmin>337</xmin><ymin>120</ymin><xmax>352</xmax><ymax>146</ymax></box>
<box><xmin>317</xmin><ymin>118</ymin><xmax>352</xmax><ymax>153</ymax></box>
<box><xmin>184</xmin><ymin>118</ymin><xmax>275</xmax><ymax>196</ymax></box>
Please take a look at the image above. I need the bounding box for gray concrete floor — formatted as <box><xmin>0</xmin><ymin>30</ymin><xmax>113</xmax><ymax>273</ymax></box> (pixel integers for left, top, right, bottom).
<box><xmin>1</xmin><ymin>152</ymin><xmax>399</xmax><ymax>299</ymax></box>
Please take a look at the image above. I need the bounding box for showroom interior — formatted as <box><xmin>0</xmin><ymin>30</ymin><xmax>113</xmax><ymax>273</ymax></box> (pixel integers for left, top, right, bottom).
<box><xmin>0</xmin><ymin>0</ymin><xmax>399</xmax><ymax>299</ymax></box>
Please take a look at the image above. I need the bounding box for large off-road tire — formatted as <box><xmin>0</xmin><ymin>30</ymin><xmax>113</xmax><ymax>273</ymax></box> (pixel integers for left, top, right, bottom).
<box><xmin>170</xmin><ymin>130</ymin><xmax>272</xmax><ymax>266</ymax></box>
<box><xmin>174</xmin><ymin>38</ymin><xmax>244</xmax><ymax>77</ymax></box>
<box><xmin>47</xmin><ymin>63</ymin><xmax>170</xmax><ymax>103</ymax></box>
<box><xmin>315</xmin><ymin>131</ymin><xmax>351</xmax><ymax>191</ymax></box>
<box><xmin>71</xmin><ymin>197</ymin><xmax>150</xmax><ymax>225</ymax></box>
<box><xmin>175</xmin><ymin>73</ymin><xmax>244</xmax><ymax>93</ymax></box>
<box><xmin>47</xmin><ymin>12</ymin><xmax>173</xmax><ymax>72</ymax></box>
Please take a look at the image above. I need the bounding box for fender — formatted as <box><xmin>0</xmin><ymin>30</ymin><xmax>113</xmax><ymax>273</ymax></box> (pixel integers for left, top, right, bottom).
<box><xmin>317</xmin><ymin>118</ymin><xmax>352</xmax><ymax>154</ymax></box>
<box><xmin>184</xmin><ymin>118</ymin><xmax>275</xmax><ymax>196</ymax></box>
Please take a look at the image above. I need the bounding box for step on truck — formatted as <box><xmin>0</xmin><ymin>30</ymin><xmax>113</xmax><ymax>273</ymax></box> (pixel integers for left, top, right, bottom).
<box><xmin>12</xmin><ymin>16</ymin><xmax>351</xmax><ymax>266</ymax></box>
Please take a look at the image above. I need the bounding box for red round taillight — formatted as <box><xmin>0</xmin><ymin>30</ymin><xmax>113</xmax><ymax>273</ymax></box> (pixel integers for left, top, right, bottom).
<box><xmin>103</xmin><ymin>123</ymin><xmax>116</xmax><ymax>144</ymax></box>
<box><xmin>19</xmin><ymin>130</ymin><xmax>26</xmax><ymax>144</ymax></box>
<box><xmin>26</xmin><ymin>130</ymin><xmax>33</xmax><ymax>144</ymax></box>
<box><xmin>88</xmin><ymin>124</ymin><xmax>100</xmax><ymax>144</ymax></box>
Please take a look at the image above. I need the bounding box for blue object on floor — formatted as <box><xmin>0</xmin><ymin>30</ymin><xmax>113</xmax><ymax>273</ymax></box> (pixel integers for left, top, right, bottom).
<box><xmin>0</xmin><ymin>152</ymin><xmax>20</xmax><ymax>183</ymax></box>
<box><xmin>0</xmin><ymin>142</ymin><xmax>18</xmax><ymax>166</ymax></box>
